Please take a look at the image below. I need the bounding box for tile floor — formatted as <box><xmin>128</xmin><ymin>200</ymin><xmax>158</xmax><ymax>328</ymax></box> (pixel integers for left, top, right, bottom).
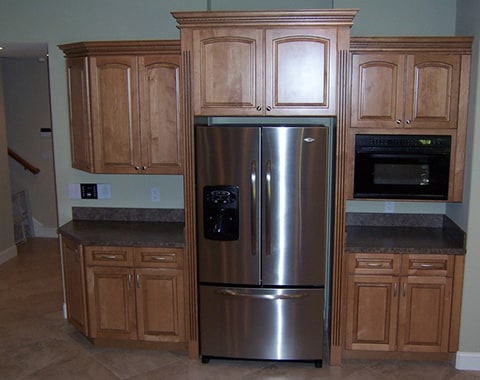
<box><xmin>1</xmin><ymin>237</ymin><xmax>480</xmax><ymax>379</ymax></box>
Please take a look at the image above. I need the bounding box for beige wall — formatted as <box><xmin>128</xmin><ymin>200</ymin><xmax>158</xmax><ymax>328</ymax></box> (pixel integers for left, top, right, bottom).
<box><xmin>0</xmin><ymin>61</ymin><xmax>16</xmax><ymax>263</ymax></box>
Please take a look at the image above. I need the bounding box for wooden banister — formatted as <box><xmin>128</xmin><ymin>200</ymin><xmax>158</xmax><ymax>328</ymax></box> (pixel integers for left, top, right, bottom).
<box><xmin>7</xmin><ymin>148</ymin><xmax>40</xmax><ymax>175</ymax></box>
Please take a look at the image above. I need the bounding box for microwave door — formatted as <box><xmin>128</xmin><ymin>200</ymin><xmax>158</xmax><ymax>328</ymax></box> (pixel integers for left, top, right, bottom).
<box><xmin>354</xmin><ymin>153</ymin><xmax>449</xmax><ymax>199</ymax></box>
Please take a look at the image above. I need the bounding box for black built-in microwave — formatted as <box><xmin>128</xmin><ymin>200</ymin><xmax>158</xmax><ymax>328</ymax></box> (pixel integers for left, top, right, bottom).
<box><xmin>353</xmin><ymin>134</ymin><xmax>451</xmax><ymax>200</ymax></box>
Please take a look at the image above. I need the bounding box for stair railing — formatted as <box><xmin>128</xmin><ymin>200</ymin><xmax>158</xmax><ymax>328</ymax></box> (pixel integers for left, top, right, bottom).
<box><xmin>7</xmin><ymin>148</ymin><xmax>40</xmax><ymax>175</ymax></box>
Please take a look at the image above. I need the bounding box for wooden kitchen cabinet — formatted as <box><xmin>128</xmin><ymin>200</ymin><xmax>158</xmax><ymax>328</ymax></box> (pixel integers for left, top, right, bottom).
<box><xmin>61</xmin><ymin>235</ymin><xmax>89</xmax><ymax>336</ymax></box>
<box><xmin>85</xmin><ymin>245</ymin><xmax>185</xmax><ymax>343</ymax></box>
<box><xmin>191</xmin><ymin>27</ymin><xmax>338</xmax><ymax>116</ymax></box>
<box><xmin>350</xmin><ymin>37</ymin><xmax>472</xmax><ymax>130</ymax></box>
<box><xmin>60</xmin><ymin>41</ymin><xmax>183</xmax><ymax>174</ymax></box>
<box><xmin>87</xmin><ymin>265</ymin><xmax>137</xmax><ymax>340</ymax></box>
<box><xmin>345</xmin><ymin>253</ymin><xmax>456</xmax><ymax>353</ymax></box>
<box><xmin>174</xmin><ymin>10</ymin><xmax>357</xmax><ymax>117</ymax></box>
<box><xmin>351</xmin><ymin>53</ymin><xmax>461</xmax><ymax>129</ymax></box>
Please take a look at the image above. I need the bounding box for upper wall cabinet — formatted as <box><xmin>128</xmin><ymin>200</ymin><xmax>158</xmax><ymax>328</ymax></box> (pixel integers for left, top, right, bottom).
<box><xmin>350</xmin><ymin>37</ymin><xmax>472</xmax><ymax>130</ymax></box>
<box><xmin>59</xmin><ymin>41</ymin><xmax>183</xmax><ymax>174</ymax></box>
<box><xmin>172</xmin><ymin>10</ymin><xmax>358</xmax><ymax>117</ymax></box>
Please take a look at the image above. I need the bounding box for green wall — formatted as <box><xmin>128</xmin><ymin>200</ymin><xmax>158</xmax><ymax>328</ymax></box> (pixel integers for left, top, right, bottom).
<box><xmin>451</xmin><ymin>0</ymin><xmax>480</xmax><ymax>360</ymax></box>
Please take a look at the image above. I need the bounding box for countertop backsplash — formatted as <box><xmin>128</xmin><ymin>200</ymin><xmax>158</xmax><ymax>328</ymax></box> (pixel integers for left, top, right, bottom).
<box><xmin>72</xmin><ymin>207</ymin><xmax>184</xmax><ymax>223</ymax></box>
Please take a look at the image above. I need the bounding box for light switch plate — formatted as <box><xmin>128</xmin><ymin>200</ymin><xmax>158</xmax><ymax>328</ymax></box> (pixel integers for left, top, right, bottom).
<box><xmin>97</xmin><ymin>183</ymin><xmax>112</xmax><ymax>199</ymax></box>
<box><xmin>67</xmin><ymin>183</ymin><xmax>81</xmax><ymax>199</ymax></box>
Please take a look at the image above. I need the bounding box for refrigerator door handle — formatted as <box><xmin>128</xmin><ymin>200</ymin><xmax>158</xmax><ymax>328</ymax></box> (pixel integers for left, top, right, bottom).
<box><xmin>216</xmin><ymin>288</ymin><xmax>308</xmax><ymax>300</ymax></box>
<box><xmin>266</xmin><ymin>159</ymin><xmax>272</xmax><ymax>256</ymax></box>
<box><xmin>250</xmin><ymin>160</ymin><xmax>257</xmax><ymax>256</ymax></box>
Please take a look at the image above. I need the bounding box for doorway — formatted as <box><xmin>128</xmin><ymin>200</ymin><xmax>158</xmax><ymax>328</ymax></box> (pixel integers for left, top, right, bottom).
<box><xmin>0</xmin><ymin>42</ymin><xmax>58</xmax><ymax>241</ymax></box>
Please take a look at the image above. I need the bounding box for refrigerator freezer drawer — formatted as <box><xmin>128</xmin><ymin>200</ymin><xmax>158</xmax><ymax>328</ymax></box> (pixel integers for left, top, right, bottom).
<box><xmin>199</xmin><ymin>285</ymin><xmax>324</xmax><ymax>361</ymax></box>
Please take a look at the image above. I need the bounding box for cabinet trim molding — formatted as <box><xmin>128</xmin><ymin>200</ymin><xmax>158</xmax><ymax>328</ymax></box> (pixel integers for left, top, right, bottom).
<box><xmin>350</xmin><ymin>36</ymin><xmax>473</xmax><ymax>53</ymax></box>
<box><xmin>59</xmin><ymin>40</ymin><xmax>181</xmax><ymax>57</ymax></box>
<box><xmin>172</xmin><ymin>9</ymin><xmax>358</xmax><ymax>28</ymax></box>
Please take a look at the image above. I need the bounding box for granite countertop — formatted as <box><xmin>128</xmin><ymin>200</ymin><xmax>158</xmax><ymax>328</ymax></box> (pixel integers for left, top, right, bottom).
<box><xmin>58</xmin><ymin>207</ymin><xmax>184</xmax><ymax>248</ymax></box>
<box><xmin>345</xmin><ymin>213</ymin><xmax>466</xmax><ymax>255</ymax></box>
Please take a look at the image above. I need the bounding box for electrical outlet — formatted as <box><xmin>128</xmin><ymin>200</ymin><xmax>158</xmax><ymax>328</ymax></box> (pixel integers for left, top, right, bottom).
<box><xmin>385</xmin><ymin>201</ymin><xmax>395</xmax><ymax>213</ymax></box>
<box><xmin>151</xmin><ymin>187</ymin><xmax>160</xmax><ymax>202</ymax></box>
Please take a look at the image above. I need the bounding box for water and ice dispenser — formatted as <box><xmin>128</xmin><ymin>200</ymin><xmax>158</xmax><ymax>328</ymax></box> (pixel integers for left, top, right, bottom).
<box><xmin>203</xmin><ymin>186</ymin><xmax>239</xmax><ymax>241</ymax></box>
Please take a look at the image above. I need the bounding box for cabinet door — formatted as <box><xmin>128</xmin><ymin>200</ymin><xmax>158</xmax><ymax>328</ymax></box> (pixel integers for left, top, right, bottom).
<box><xmin>350</xmin><ymin>54</ymin><xmax>405</xmax><ymax>128</ymax></box>
<box><xmin>89</xmin><ymin>55</ymin><xmax>141</xmax><ymax>173</ymax></box>
<box><xmin>65</xmin><ymin>57</ymin><xmax>93</xmax><ymax>172</ymax></box>
<box><xmin>135</xmin><ymin>268</ymin><xmax>185</xmax><ymax>342</ymax></box>
<box><xmin>265</xmin><ymin>28</ymin><xmax>337</xmax><ymax>116</ymax></box>
<box><xmin>397</xmin><ymin>276</ymin><xmax>452</xmax><ymax>352</ymax></box>
<box><xmin>139</xmin><ymin>55</ymin><xmax>183</xmax><ymax>174</ymax></box>
<box><xmin>86</xmin><ymin>266</ymin><xmax>137</xmax><ymax>340</ymax></box>
<box><xmin>405</xmin><ymin>54</ymin><xmax>461</xmax><ymax>129</ymax></box>
<box><xmin>192</xmin><ymin>28</ymin><xmax>263</xmax><ymax>116</ymax></box>
<box><xmin>62</xmin><ymin>236</ymin><xmax>88</xmax><ymax>335</ymax></box>
<box><xmin>345</xmin><ymin>275</ymin><xmax>399</xmax><ymax>351</ymax></box>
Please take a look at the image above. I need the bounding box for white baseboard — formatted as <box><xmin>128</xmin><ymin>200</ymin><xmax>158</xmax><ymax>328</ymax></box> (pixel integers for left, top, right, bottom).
<box><xmin>33</xmin><ymin>217</ymin><xmax>58</xmax><ymax>238</ymax></box>
<box><xmin>0</xmin><ymin>244</ymin><xmax>17</xmax><ymax>265</ymax></box>
<box><xmin>456</xmin><ymin>352</ymin><xmax>480</xmax><ymax>371</ymax></box>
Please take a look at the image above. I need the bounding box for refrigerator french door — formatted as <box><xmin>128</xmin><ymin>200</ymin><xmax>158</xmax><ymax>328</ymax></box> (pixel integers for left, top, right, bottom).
<box><xmin>195</xmin><ymin>125</ymin><xmax>328</xmax><ymax>365</ymax></box>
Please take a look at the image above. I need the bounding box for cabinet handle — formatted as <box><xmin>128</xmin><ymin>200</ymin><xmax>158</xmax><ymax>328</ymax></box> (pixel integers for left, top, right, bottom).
<box><xmin>128</xmin><ymin>274</ymin><xmax>132</xmax><ymax>289</ymax></box>
<box><xmin>366</xmin><ymin>262</ymin><xmax>382</xmax><ymax>267</ymax></box>
<box><xmin>405</xmin><ymin>119</ymin><xmax>412</xmax><ymax>125</ymax></box>
<box><xmin>395</xmin><ymin>119</ymin><xmax>402</xmax><ymax>125</ymax></box>
<box><xmin>266</xmin><ymin>106</ymin><xmax>272</xmax><ymax>112</ymax></box>
<box><xmin>419</xmin><ymin>263</ymin><xmax>434</xmax><ymax>268</ymax></box>
<box><xmin>100</xmin><ymin>254</ymin><xmax>117</xmax><ymax>260</ymax></box>
<box><xmin>393</xmin><ymin>282</ymin><xmax>398</xmax><ymax>297</ymax></box>
<box><xmin>136</xmin><ymin>274</ymin><xmax>140</xmax><ymax>288</ymax></box>
<box><xmin>256</xmin><ymin>106</ymin><xmax>262</xmax><ymax>111</ymax></box>
<box><xmin>151</xmin><ymin>256</ymin><xmax>167</xmax><ymax>261</ymax></box>
<box><xmin>402</xmin><ymin>282</ymin><xmax>407</xmax><ymax>297</ymax></box>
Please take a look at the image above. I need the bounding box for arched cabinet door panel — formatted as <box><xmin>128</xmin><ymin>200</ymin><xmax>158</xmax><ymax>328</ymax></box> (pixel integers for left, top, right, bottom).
<box><xmin>192</xmin><ymin>27</ymin><xmax>338</xmax><ymax>116</ymax></box>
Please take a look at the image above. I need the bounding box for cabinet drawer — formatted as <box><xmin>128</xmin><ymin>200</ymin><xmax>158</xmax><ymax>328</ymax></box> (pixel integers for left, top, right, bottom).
<box><xmin>134</xmin><ymin>247</ymin><xmax>184</xmax><ymax>268</ymax></box>
<box><xmin>401</xmin><ymin>254</ymin><xmax>454</xmax><ymax>277</ymax></box>
<box><xmin>85</xmin><ymin>246</ymin><xmax>134</xmax><ymax>267</ymax></box>
<box><xmin>347</xmin><ymin>253</ymin><xmax>401</xmax><ymax>275</ymax></box>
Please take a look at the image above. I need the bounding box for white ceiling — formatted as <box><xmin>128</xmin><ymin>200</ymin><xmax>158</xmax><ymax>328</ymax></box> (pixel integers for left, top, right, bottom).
<box><xmin>0</xmin><ymin>43</ymin><xmax>48</xmax><ymax>59</ymax></box>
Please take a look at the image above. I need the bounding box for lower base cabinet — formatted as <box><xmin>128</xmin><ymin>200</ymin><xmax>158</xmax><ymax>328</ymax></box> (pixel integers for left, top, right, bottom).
<box><xmin>61</xmin><ymin>236</ymin><xmax>89</xmax><ymax>335</ymax></box>
<box><xmin>345</xmin><ymin>253</ymin><xmax>460</xmax><ymax>353</ymax></box>
<box><xmin>62</xmin><ymin>240</ymin><xmax>186</xmax><ymax>345</ymax></box>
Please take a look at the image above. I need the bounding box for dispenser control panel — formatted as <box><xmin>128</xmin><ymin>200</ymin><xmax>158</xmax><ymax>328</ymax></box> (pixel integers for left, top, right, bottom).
<box><xmin>203</xmin><ymin>185</ymin><xmax>239</xmax><ymax>241</ymax></box>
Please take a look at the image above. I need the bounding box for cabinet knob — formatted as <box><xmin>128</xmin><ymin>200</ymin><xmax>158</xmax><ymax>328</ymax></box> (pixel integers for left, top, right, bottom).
<box><xmin>256</xmin><ymin>106</ymin><xmax>262</xmax><ymax>111</ymax></box>
<box><xmin>395</xmin><ymin>119</ymin><xmax>402</xmax><ymax>125</ymax></box>
<box><xmin>266</xmin><ymin>106</ymin><xmax>272</xmax><ymax>112</ymax></box>
<box><xmin>142</xmin><ymin>166</ymin><xmax>147</xmax><ymax>171</ymax></box>
<box><xmin>405</xmin><ymin>119</ymin><xmax>412</xmax><ymax>125</ymax></box>
<box><xmin>134</xmin><ymin>166</ymin><xmax>140</xmax><ymax>171</ymax></box>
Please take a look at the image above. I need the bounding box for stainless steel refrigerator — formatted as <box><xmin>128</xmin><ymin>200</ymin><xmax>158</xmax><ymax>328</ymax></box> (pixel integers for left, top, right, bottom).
<box><xmin>195</xmin><ymin>125</ymin><xmax>328</xmax><ymax>367</ymax></box>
